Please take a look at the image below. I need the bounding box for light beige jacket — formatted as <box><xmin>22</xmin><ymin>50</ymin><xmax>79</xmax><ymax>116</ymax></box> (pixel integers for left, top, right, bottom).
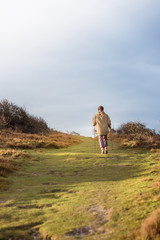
<box><xmin>92</xmin><ymin>111</ymin><xmax>111</xmax><ymax>136</ymax></box>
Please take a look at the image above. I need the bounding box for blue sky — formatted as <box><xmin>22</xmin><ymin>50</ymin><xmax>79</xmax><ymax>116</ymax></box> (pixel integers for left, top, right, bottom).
<box><xmin>0</xmin><ymin>0</ymin><xmax>160</xmax><ymax>136</ymax></box>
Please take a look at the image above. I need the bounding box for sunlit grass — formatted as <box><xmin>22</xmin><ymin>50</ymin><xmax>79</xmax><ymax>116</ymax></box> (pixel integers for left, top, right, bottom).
<box><xmin>0</xmin><ymin>137</ymin><xmax>160</xmax><ymax>239</ymax></box>
<box><xmin>0</xmin><ymin>129</ymin><xmax>81</xmax><ymax>150</ymax></box>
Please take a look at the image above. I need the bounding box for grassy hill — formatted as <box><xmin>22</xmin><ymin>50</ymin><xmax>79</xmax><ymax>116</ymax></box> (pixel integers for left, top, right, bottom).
<box><xmin>0</xmin><ymin>136</ymin><xmax>160</xmax><ymax>239</ymax></box>
<box><xmin>0</xmin><ymin>129</ymin><xmax>80</xmax><ymax>187</ymax></box>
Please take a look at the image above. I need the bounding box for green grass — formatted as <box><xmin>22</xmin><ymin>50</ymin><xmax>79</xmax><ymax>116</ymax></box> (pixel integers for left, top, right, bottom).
<box><xmin>0</xmin><ymin>137</ymin><xmax>160</xmax><ymax>239</ymax></box>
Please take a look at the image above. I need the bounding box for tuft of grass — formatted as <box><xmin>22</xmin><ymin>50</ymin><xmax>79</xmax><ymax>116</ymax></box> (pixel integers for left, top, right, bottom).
<box><xmin>0</xmin><ymin>149</ymin><xmax>31</xmax><ymax>180</ymax></box>
<box><xmin>0</xmin><ymin>157</ymin><xmax>14</xmax><ymax>177</ymax></box>
<box><xmin>0</xmin><ymin>149</ymin><xmax>31</xmax><ymax>159</ymax></box>
<box><xmin>0</xmin><ymin>129</ymin><xmax>81</xmax><ymax>150</ymax></box>
<box><xmin>140</xmin><ymin>209</ymin><xmax>160</xmax><ymax>240</ymax></box>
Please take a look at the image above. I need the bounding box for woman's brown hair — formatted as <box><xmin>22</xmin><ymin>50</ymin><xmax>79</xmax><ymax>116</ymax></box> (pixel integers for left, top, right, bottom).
<box><xmin>98</xmin><ymin>106</ymin><xmax>104</xmax><ymax>111</ymax></box>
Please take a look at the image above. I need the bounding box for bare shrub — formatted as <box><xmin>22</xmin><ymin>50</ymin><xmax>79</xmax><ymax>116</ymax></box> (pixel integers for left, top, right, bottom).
<box><xmin>118</xmin><ymin>122</ymin><xmax>155</xmax><ymax>136</ymax></box>
<box><xmin>0</xmin><ymin>99</ymin><xmax>49</xmax><ymax>133</ymax></box>
<box><xmin>116</xmin><ymin>122</ymin><xmax>160</xmax><ymax>149</ymax></box>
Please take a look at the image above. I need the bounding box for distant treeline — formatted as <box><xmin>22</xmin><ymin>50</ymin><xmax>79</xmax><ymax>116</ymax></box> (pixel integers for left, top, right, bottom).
<box><xmin>0</xmin><ymin>99</ymin><xmax>49</xmax><ymax>134</ymax></box>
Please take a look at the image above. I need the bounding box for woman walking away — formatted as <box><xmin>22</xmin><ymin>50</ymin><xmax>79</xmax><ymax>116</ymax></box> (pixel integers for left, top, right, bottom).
<box><xmin>92</xmin><ymin>106</ymin><xmax>111</xmax><ymax>154</ymax></box>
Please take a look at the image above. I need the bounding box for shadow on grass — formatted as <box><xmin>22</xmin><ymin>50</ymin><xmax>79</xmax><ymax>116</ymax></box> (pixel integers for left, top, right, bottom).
<box><xmin>43</xmin><ymin>149</ymin><xmax>148</xmax><ymax>183</ymax></box>
<box><xmin>0</xmin><ymin>222</ymin><xmax>43</xmax><ymax>240</ymax></box>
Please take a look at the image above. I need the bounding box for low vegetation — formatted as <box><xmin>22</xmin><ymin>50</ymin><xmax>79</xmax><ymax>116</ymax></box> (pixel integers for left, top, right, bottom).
<box><xmin>139</xmin><ymin>208</ymin><xmax>160</xmax><ymax>240</ymax></box>
<box><xmin>0</xmin><ymin>156</ymin><xmax>14</xmax><ymax>177</ymax></box>
<box><xmin>0</xmin><ymin>148</ymin><xmax>31</xmax><ymax>181</ymax></box>
<box><xmin>0</xmin><ymin>129</ymin><xmax>80</xmax><ymax>181</ymax></box>
<box><xmin>0</xmin><ymin>99</ymin><xmax>49</xmax><ymax>133</ymax></box>
<box><xmin>0</xmin><ymin>129</ymin><xmax>80</xmax><ymax>150</ymax></box>
<box><xmin>115</xmin><ymin>121</ymin><xmax>160</xmax><ymax>149</ymax></box>
<box><xmin>0</xmin><ymin>99</ymin><xmax>80</xmax><ymax>186</ymax></box>
<box><xmin>0</xmin><ymin>138</ymin><xmax>160</xmax><ymax>239</ymax></box>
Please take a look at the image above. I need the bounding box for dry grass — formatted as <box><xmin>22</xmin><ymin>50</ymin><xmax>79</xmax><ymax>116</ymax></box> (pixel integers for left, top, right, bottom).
<box><xmin>0</xmin><ymin>149</ymin><xmax>30</xmax><ymax>159</ymax></box>
<box><xmin>0</xmin><ymin>129</ymin><xmax>80</xmax><ymax>180</ymax></box>
<box><xmin>115</xmin><ymin>122</ymin><xmax>160</xmax><ymax>149</ymax></box>
<box><xmin>0</xmin><ymin>129</ymin><xmax>81</xmax><ymax>150</ymax></box>
<box><xmin>0</xmin><ymin>156</ymin><xmax>14</xmax><ymax>177</ymax></box>
<box><xmin>140</xmin><ymin>209</ymin><xmax>160</xmax><ymax>240</ymax></box>
<box><xmin>151</xmin><ymin>181</ymin><xmax>160</xmax><ymax>188</ymax></box>
<box><xmin>0</xmin><ymin>149</ymin><xmax>29</xmax><ymax>177</ymax></box>
<box><xmin>115</xmin><ymin>133</ymin><xmax>160</xmax><ymax>149</ymax></box>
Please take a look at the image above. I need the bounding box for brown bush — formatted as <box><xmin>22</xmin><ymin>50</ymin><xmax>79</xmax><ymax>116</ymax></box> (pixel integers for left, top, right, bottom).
<box><xmin>116</xmin><ymin>122</ymin><xmax>160</xmax><ymax>149</ymax></box>
<box><xmin>140</xmin><ymin>209</ymin><xmax>160</xmax><ymax>239</ymax></box>
<box><xmin>117</xmin><ymin>122</ymin><xmax>155</xmax><ymax>136</ymax></box>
